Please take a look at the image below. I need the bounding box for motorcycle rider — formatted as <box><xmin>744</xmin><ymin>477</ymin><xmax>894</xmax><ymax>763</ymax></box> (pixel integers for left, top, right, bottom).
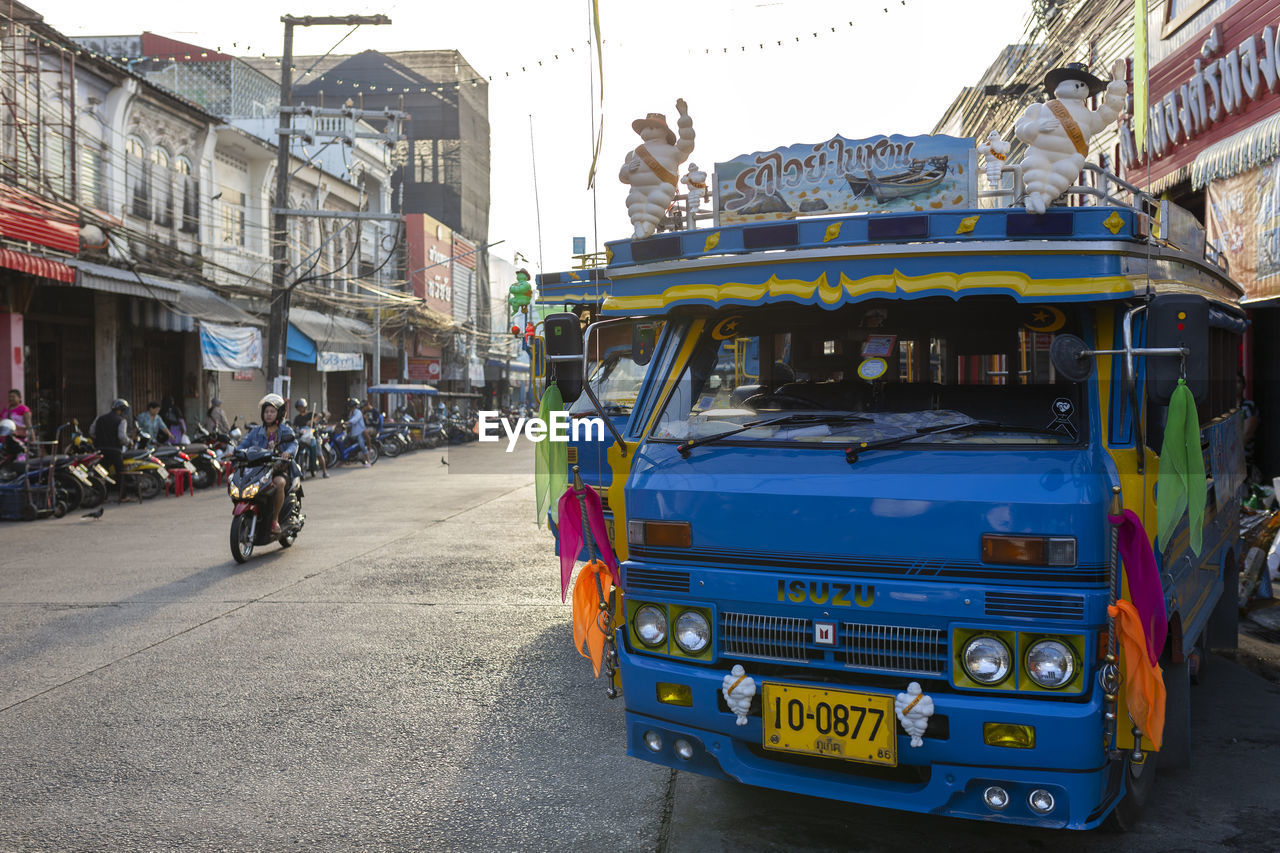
<box><xmin>90</xmin><ymin>398</ymin><xmax>132</xmax><ymax>503</ymax></box>
<box><xmin>237</xmin><ymin>393</ymin><xmax>298</xmax><ymax>535</ymax></box>
<box><xmin>346</xmin><ymin>398</ymin><xmax>371</xmax><ymax>466</ymax></box>
<box><xmin>292</xmin><ymin>398</ymin><xmax>328</xmax><ymax>479</ymax></box>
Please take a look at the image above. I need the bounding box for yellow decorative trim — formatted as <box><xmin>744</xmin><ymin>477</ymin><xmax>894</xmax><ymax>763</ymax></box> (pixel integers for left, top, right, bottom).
<box><xmin>704</xmin><ymin>232</ymin><xmax>721</xmax><ymax>252</ymax></box>
<box><xmin>605</xmin><ymin>246</ymin><xmax>614</xmax><ymax>263</ymax></box>
<box><xmin>956</xmin><ymin>215</ymin><xmax>979</xmax><ymax>234</ymax></box>
<box><xmin>823</xmin><ymin>222</ymin><xmax>842</xmax><ymax>243</ymax></box>
<box><xmin>1103</xmin><ymin>212</ymin><xmax>1125</xmax><ymax>234</ymax></box>
<box><xmin>568</xmin><ymin>271</ymin><xmax>581</xmax><ymax>281</ymax></box>
<box><xmin>605</xmin><ymin>269</ymin><xmax>1136</xmax><ymax>312</ymax></box>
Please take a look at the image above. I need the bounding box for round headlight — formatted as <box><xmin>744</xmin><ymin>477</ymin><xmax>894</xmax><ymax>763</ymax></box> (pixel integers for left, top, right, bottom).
<box><xmin>634</xmin><ymin>605</ymin><xmax>667</xmax><ymax>648</ymax></box>
<box><xmin>1025</xmin><ymin>639</ymin><xmax>1076</xmax><ymax>688</ymax></box>
<box><xmin>962</xmin><ymin>636</ymin><xmax>1012</xmax><ymax>685</ymax></box>
<box><xmin>673</xmin><ymin>610</ymin><xmax>710</xmax><ymax>654</ymax></box>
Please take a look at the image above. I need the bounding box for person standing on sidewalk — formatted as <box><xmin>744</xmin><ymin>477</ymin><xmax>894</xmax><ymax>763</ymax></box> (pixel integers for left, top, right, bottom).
<box><xmin>1</xmin><ymin>389</ymin><xmax>32</xmax><ymax>441</ymax></box>
<box><xmin>91</xmin><ymin>399</ymin><xmax>133</xmax><ymax>503</ymax></box>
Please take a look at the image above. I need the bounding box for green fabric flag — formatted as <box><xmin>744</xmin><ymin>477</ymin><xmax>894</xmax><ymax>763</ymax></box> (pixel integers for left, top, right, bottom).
<box><xmin>1156</xmin><ymin>379</ymin><xmax>1206</xmax><ymax>555</ymax></box>
<box><xmin>534</xmin><ymin>384</ymin><xmax>567</xmax><ymax>527</ymax></box>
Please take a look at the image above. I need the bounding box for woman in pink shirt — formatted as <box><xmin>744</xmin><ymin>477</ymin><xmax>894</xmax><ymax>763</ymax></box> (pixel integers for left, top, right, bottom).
<box><xmin>0</xmin><ymin>389</ymin><xmax>31</xmax><ymax>439</ymax></box>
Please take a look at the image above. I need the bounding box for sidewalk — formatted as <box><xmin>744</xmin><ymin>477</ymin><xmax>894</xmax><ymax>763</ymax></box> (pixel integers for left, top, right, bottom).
<box><xmin>1228</xmin><ymin>599</ymin><xmax>1280</xmax><ymax>683</ymax></box>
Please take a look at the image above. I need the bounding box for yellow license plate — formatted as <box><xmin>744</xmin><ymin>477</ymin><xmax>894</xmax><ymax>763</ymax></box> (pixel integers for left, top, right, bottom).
<box><xmin>762</xmin><ymin>683</ymin><xmax>898</xmax><ymax>767</ymax></box>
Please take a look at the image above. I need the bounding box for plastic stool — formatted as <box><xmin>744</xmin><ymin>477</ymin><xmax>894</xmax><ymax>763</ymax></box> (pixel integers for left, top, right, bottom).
<box><xmin>166</xmin><ymin>468</ymin><xmax>194</xmax><ymax>497</ymax></box>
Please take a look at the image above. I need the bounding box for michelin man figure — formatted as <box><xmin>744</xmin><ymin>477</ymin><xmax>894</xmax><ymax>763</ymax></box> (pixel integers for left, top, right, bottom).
<box><xmin>1014</xmin><ymin>61</ymin><xmax>1127</xmax><ymax>215</ymax></box>
<box><xmin>721</xmin><ymin>664</ymin><xmax>756</xmax><ymax>726</ymax></box>
<box><xmin>894</xmin><ymin>681</ymin><xmax>934</xmax><ymax>748</ymax></box>
<box><xmin>976</xmin><ymin>130</ymin><xmax>1010</xmax><ymax>189</ymax></box>
<box><xmin>619</xmin><ymin>99</ymin><xmax>696</xmax><ymax>239</ymax></box>
<box><xmin>681</xmin><ymin>162</ymin><xmax>708</xmax><ymax>220</ymax></box>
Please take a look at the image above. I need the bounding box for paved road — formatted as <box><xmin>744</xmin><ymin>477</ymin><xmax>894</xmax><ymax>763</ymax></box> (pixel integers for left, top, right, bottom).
<box><xmin>0</xmin><ymin>444</ymin><xmax>1277</xmax><ymax>851</ymax></box>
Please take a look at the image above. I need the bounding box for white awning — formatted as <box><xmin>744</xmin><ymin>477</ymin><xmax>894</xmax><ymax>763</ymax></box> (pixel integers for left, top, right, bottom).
<box><xmin>1191</xmin><ymin>112</ymin><xmax>1280</xmax><ymax>189</ymax></box>
<box><xmin>289</xmin><ymin>306</ymin><xmax>367</xmax><ymax>353</ymax></box>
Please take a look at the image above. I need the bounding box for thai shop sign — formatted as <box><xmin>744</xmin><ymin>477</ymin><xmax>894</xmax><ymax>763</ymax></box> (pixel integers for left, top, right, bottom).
<box><xmin>714</xmin><ymin>134</ymin><xmax>977</xmax><ymax>224</ymax></box>
<box><xmin>317</xmin><ymin>351</ymin><xmax>365</xmax><ymax>372</ymax></box>
<box><xmin>199</xmin><ymin>323</ymin><xmax>262</xmax><ymax>371</ymax></box>
<box><xmin>1121</xmin><ymin>2</ymin><xmax>1280</xmax><ymax>184</ymax></box>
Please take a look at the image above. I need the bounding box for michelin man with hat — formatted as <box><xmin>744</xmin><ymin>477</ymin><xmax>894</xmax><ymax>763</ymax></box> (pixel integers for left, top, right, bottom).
<box><xmin>619</xmin><ymin>99</ymin><xmax>696</xmax><ymax>239</ymax></box>
<box><xmin>1014</xmin><ymin>60</ymin><xmax>1128</xmax><ymax>214</ymax></box>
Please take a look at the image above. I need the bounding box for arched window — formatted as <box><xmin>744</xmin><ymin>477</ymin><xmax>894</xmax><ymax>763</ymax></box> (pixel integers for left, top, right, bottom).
<box><xmin>151</xmin><ymin>147</ymin><xmax>174</xmax><ymax>228</ymax></box>
<box><xmin>176</xmin><ymin>155</ymin><xmax>199</xmax><ymax>234</ymax></box>
<box><xmin>125</xmin><ymin>135</ymin><xmax>150</xmax><ymax>219</ymax></box>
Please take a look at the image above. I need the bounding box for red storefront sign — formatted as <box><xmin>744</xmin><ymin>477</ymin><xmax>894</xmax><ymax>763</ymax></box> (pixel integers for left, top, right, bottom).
<box><xmin>406</xmin><ymin>213</ymin><xmax>453</xmax><ymax>315</ymax></box>
<box><xmin>407</xmin><ymin>357</ymin><xmax>441</xmax><ymax>382</ymax></box>
<box><xmin>1122</xmin><ymin>0</ymin><xmax>1280</xmax><ymax>187</ymax></box>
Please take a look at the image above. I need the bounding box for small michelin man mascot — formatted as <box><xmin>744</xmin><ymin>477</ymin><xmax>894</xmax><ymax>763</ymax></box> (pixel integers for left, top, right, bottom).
<box><xmin>619</xmin><ymin>99</ymin><xmax>696</xmax><ymax>239</ymax></box>
<box><xmin>894</xmin><ymin>681</ymin><xmax>935</xmax><ymax>748</ymax></box>
<box><xmin>682</xmin><ymin>162</ymin><xmax>708</xmax><ymax>218</ymax></box>
<box><xmin>721</xmin><ymin>664</ymin><xmax>756</xmax><ymax>726</ymax></box>
<box><xmin>976</xmin><ymin>130</ymin><xmax>1011</xmax><ymax>189</ymax></box>
<box><xmin>1014</xmin><ymin>61</ymin><xmax>1127</xmax><ymax>214</ymax></box>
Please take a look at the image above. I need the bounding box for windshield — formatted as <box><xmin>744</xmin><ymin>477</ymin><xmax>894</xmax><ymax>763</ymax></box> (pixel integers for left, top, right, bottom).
<box><xmin>569</xmin><ymin>320</ymin><xmax>662</xmax><ymax>417</ymax></box>
<box><xmin>651</xmin><ymin>298</ymin><xmax>1087</xmax><ymax>448</ymax></box>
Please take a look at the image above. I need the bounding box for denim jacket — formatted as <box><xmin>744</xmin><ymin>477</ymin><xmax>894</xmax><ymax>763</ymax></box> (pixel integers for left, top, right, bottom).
<box><xmin>238</xmin><ymin>422</ymin><xmax>298</xmax><ymax>457</ymax></box>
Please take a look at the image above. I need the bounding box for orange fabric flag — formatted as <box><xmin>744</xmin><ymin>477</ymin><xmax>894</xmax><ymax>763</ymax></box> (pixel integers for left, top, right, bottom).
<box><xmin>572</xmin><ymin>559</ymin><xmax>615</xmax><ymax>677</ymax></box>
<box><xmin>1108</xmin><ymin>600</ymin><xmax>1166</xmax><ymax>750</ymax></box>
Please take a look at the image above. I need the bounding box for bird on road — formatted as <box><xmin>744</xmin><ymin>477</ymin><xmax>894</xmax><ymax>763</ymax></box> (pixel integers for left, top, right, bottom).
<box><xmin>440</xmin><ymin>456</ymin><xmax>449</xmax><ymax>466</ymax></box>
<box><xmin>81</xmin><ymin>506</ymin><xmax>104</xmax><ymax>520</ymax></box>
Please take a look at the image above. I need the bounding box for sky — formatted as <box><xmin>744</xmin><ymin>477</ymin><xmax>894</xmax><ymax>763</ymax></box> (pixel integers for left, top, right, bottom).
<box><xmin>48</xmin><ymin>0</ymin><xmax>1036</xmax><ymax>276</ymax></box>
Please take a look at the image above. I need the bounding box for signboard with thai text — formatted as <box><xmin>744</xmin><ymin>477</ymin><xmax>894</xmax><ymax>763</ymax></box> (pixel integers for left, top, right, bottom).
<box><xmin>715</xmin><ymin>134</ymin><xmax>977</xmax><ymax>224</ymax></box>
<box><xmin>317</xmin><ymin>351</ymin><xmax>365</xmax><ymax>372</ymax></box>
<box><xmin>1121</xmin><ymin>0</ymin><xmax>1280</xmax><ymax>186</ymax></box>
<box><xmin>407</xmin><ymin>357</ymin><xmax>441</xmax><ymax>382</ymax></box>
<box><xmin>406</xmin><ymin>213</ymin><xmax>453</xmax><ymax>315</ymax></box>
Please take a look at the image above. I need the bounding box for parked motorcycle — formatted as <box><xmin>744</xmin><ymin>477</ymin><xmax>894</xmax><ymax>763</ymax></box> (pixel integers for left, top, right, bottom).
<box><xmin>227</xmin><ymin>447</ymin><xmax>305</xmax><ymax>563</ymax></box>
<box><xmin>325</xmin><ymin>422</ymin><xmax>379</xmax><ymax>466</ymax></box>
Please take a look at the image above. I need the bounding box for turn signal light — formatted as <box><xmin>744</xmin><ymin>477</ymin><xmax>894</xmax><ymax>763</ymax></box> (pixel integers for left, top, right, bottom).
<box><xmin>981</xmin><ymin>535</ymin><xmax>1076</xmax><ymax>567</ymax></box>
<box><xmin>983</xmin><ymin>722</ymin><xmax>1036</xmax><ymax>749</ymax></box>
<box><xmin>628</xmin><ymin>520</ymin><xmax>692</xmax><ymax>548</ymax></box>
<box><xmin>657</xmin><ymin>683</ymin><xmax>693</xmax><ymax>706</ymax></box>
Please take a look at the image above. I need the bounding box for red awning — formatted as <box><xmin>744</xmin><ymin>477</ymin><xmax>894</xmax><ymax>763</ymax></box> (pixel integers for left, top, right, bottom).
<box><xmin>0</xmin><ymin>248</ymin><xmax>74</xmax><ymax>283</ymax></box>
<box><xmin>0</xmin><ymin>184</ymin><xmax>80</xmax><ymax>254</ymax></box>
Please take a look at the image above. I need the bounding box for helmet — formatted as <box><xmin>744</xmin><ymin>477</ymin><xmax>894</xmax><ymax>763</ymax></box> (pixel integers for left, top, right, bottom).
<box><xmin>259</xmin><ymin>393</ymin><xmax>285</xmax><ymax>409</ymax></box>
<box><xmin>347</xmin><ymin>397</ymin><xmax>360</xmax><ymax>409</ymax></box>
<box><xmin>295</xmin><ymin>398</ymin><xmax>308</xmax><ymax>409</ymax></box>
<box><xmin>0</xmin><ymin>418</ymin><xmax>13</xmax><ymax>437</ymax></box>
<box><xmin>112</xmin><ymin>398</ymin><xmax>129</xmax><ymax>412</ymax></box>
<box><xmin>211</xmin><ymin>398</ymin><xmax>222</xmax><ymax>407</ymax></box>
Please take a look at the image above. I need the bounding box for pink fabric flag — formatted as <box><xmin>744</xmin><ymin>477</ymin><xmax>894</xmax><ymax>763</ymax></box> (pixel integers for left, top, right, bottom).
<box><xmin>1109</xmin><ymin>510</ymin><xmax>1167</xmax><ymax>666</ymax></box>
<box><xmin>557</xmin><ymin>485</ymin><xmax>618</xmax><ymax>602</ymax></box>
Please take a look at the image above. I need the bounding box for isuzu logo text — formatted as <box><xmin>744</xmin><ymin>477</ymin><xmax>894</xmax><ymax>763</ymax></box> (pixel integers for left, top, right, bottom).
<box><xmin>476</xmin><ymin>411</ymin><xmax>606</xmax><ymax>452</ymax></box>
<box><xmin>777</xmin><ymin>580</ymin><xmax>875</xmax><ymax>607</ymax></box>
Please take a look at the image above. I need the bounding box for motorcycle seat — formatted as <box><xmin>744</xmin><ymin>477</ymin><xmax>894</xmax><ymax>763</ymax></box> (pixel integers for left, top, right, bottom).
<box><xmin>6</xmin><ymin>455</ymin><xmax>72</xmax><ymax>470</ymax></box>
<box><xmin>184</xmin><ymin>442</ymin><xmax>208</xmax><ymax>454</ymax></box>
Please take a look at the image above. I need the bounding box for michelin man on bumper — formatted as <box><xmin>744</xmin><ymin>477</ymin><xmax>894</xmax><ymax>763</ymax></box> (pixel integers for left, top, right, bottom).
<box><xmin>1014</xmin><ymin>61</ymin><xmax>1127</xmax><ymax>215</ymax></box>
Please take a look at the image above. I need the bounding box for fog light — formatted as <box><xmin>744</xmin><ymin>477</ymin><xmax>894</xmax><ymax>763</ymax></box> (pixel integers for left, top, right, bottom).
<box><xmin>656</xmin><ymin>682</ymin><xmax>692</xmax><ymax>706</ymax></box>
<box><xmin>644</xmin><ymin>730</ymin><xmax>663</xmax><ymax>752</ymax></box>
<box><xmin>1028</xmin><ymin>788</ymin><xmax>1056</xmax><ymax>814</ymax></box>
<box><xmin>982</xmin><ymin>786</ymin><xmax>1009</xmax><ymax>811</ymax></box>
<box><xmin>983</xmin><ymin>722</ymin><xmax>1035</xmax><ymax>749</ymax></box>
<box><xmin>673</xmin><ymin>739</ymin><xmax>694</xmax><ymax>760</ymax></box>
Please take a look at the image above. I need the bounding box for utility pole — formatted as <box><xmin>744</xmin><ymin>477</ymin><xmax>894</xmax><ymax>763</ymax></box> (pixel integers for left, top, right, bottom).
<box><xmin>267</xmin><ymin>13</ymin><xmax>392</xmax><ymax>393</ymax></box>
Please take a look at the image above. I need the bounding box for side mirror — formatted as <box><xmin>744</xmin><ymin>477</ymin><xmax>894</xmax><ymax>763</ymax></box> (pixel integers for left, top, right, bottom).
<box><xmin>543</xmin><ymin>312</ymin><xmax>584</xmax><ymax>403</ymax></box>
<box><xmin>1146</xmin><ymin>294</ymin><xmax>1208</xmax><ymax>405</ymax></box>
<box><xmin>1049</xmin><ymin>334</ymin><xmax>1094</xmax><ymax>382</ymax></box>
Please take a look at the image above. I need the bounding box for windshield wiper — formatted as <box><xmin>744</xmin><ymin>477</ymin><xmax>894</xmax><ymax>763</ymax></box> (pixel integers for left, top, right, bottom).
<box><xmin>676</xmin><ymin>413</ymin><xmax>870</xmax><ymax>458</ymax></box>
<box><xmin>844</xmin><ymin>419</ymin><xmax>1074</xmax><ymax>464</ymax></box>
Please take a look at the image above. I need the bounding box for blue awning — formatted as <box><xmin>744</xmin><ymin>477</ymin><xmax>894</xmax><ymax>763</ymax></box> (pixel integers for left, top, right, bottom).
<box><xmin>287</xmin><ymin>322</ymin><xmax>316</xmax><ymax>364</ymax></box>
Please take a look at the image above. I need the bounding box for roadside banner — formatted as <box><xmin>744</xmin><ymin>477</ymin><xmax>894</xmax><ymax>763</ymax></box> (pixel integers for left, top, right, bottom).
<box><xmin>200</xmin><ymin>323</ymin><xmax>263</xmax><ymax>371</ymax></box>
